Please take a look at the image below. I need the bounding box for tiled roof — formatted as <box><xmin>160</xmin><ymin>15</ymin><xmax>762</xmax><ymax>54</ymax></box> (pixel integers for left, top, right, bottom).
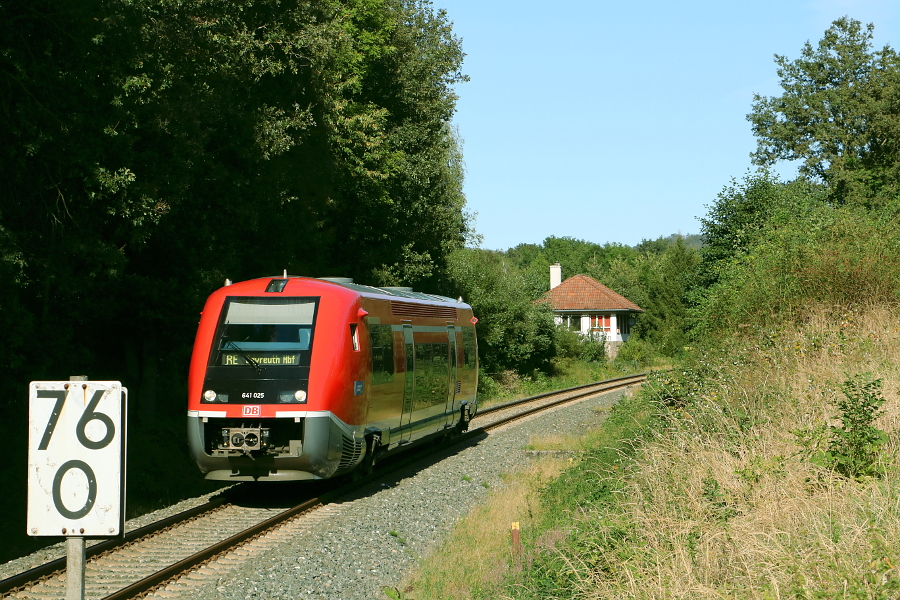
<box><xmin>543</xmin><ymin>275</ymin><xmax>643</xmax><ymax>312</ymax></box>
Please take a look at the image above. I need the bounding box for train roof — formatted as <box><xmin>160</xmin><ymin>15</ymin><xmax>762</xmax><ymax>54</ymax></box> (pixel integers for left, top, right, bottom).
<box><xmin>223</xmin><ymin>276</ymin><xmax>467</xmax><ymax>307</ymax></box>
<box><xmin>320</xmin><ymin>278</ymin><xmax>459</xmax><ymax>304</ymax></box>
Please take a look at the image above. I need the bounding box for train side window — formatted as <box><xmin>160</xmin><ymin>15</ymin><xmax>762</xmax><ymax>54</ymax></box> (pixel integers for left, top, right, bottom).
<box><xmin>368</xmin><ymin>324</ymin><xmax>394</xmax><ymax>384</ymax></box>
<box><xmin>414</xmin><ymin>342</ymin><xmax>448</xmax><ymax>409</ymax></box>
<box><xmin>462</xmin><ymin>327</ymin><xmax>477</xmax><ymax>369</ymax></box>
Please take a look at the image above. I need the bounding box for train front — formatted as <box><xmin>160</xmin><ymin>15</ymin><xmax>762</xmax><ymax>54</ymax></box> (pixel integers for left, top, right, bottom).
<box><xmin>187</xmin><ymin>277</ymin><xmax>367</xmax><ymax>481</ymax></box>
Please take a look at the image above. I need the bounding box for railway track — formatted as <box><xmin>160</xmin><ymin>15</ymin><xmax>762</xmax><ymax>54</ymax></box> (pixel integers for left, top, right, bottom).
<box><xmin>1</xmin><ymin>373</ymin><xmax>646</xmax><ymax>600</ymax></box>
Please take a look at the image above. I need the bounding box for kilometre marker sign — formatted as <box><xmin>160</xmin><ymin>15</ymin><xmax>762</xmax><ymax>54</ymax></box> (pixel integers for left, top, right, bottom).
<box><xmin>27</xmin><ymin>381</ymin><xmax>126</xmax><ymax>537</ymax></box>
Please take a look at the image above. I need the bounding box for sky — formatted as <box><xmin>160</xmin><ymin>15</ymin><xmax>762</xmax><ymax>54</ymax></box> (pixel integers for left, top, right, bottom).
<box><xmin>430</xmin><ymin>0</ymin><xmax>900</xmax><ymax>251</ymax></box>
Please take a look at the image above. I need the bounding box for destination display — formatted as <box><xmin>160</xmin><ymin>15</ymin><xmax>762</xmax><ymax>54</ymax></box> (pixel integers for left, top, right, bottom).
<box><xmin>221</xmin><ymin>353</ymin><xmax>300</xmax><ymax>366</ymax></box>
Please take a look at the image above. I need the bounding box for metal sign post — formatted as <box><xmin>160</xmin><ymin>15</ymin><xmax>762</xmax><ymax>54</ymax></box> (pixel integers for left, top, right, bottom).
<box><xmin>26</xmin><ymin>377</ymin><xmax>127</xmax><ymax>600</ymax></box>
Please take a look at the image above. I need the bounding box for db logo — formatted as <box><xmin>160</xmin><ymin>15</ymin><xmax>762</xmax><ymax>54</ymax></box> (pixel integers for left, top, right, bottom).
<box><xmin>242</xmin><ymin>405</ymin><xmax>261</xmax><ymax>417</ymax></box>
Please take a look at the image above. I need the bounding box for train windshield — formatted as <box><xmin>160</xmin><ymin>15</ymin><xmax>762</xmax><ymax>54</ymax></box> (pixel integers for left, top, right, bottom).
<box><xmin>211</xmin><ymin>297</ymin><xmax>318</xmax><ymax>367</ymax></box>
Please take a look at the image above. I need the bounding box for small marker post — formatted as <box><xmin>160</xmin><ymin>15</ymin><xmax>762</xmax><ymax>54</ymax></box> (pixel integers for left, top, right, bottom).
<box><xmin>511</xmin><ymin>521</ymin><xmax>521</xmax><ymax>556</ymax></box>
<box><xmin>67</xmin><ymin>376</ymin><xmax>88</xmax><ymax>600</ymax></box>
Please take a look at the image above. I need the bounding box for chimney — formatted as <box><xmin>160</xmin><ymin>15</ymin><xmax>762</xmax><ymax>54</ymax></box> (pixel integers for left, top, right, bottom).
<box><xmin>550</xmin><ymin>263</ymin><xmax>562</xmax><ymax>289</ymax></box>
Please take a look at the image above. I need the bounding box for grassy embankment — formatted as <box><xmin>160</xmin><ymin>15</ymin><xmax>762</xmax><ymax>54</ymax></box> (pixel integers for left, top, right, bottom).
<box><xmin>398</xmin><ymin>306</ymin><xmax>900</xmax><ymax>599</ymax></box>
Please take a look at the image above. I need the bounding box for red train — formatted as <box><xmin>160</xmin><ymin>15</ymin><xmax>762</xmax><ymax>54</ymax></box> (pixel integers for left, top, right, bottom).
<box><xmin>187</xmin><ymin>276</ymin><xmax>478</xmax><ymax>481</ymax></box>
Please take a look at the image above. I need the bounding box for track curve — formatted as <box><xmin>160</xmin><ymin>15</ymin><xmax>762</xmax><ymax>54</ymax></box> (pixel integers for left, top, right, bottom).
<box><xmin>1</xmin><ymin>373</ymin><xmax>647</xmax><ymax>600</ymax></box>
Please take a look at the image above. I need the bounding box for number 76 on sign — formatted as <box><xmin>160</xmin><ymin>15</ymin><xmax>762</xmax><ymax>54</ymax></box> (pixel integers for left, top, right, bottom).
<box><xmin>27</xmin><ymin>381</ymin><xmax>127</xmax><ymax>537</ymax></box>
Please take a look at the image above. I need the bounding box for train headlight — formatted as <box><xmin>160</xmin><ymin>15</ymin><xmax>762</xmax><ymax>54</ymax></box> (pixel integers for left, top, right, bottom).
<box><xmin>278</xmin><ymin>390</ymin><xmax>307</xmax><ymax>403</ymax></box>
<box><xmin>202</xmin><ymin>390</ymin><xmax>228</xmax><ymax>403</ymax></box>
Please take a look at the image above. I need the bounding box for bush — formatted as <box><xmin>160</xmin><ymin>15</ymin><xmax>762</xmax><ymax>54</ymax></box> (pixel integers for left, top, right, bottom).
<box><xmin>553</xmin><ymin>326</ymin><xmax>583</xmax><ymax>360</ymax></box>
<box><xmin>821</xmin><ymin>373</ymin><xmax>888</xmax><ymax>479</ymax></box>
<box><xmin>554</xmin><ymin>326</ymin><xmax>607</xmax><ymax>363</ymax></box>
<box><xmin>579</xmin><ymin>334</ymin><xmax>607</xmax><ymax>363</ymax></box>
<box><xmin>695</xmin><ymin>191</ymin><xmax>900</xmax><ymax>335</ymax></box>
<box><xmin>615</xmin><ymin>336</ymin><xmax>654</xmax><ymax>367</ymax></box>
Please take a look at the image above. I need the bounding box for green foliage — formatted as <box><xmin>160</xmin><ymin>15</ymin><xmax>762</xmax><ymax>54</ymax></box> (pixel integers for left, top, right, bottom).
<box><xmin>553</xmin><ymin>327</ymin><xmax>606</xmax><ymax>364</ymax></box>
<box><xmin>695</xmin><ymin>197</ymin><xmax>900</xmax><ymax>334</ymax></box>
<box><xmin>643</xmin><ymin>367</ymin><xmax>706</xmax><ymax>408</ymax></box>
<box><xmin>614</xmin><ymin>336</ymin><xmax>655</xmax><ymax>368</ymax></box>
<box><xmin>793</xmin><ymin>374</ymin><xmax>889</xmax><ymax>480</ymax></box>
<box><xmin>603</xmin><ymin>236</ymin><xmax>700</xmax><ymax>355</ymax></box>
<box><xmin>505</xmin><ymin>235</ymin><xmax>637</xmax><ymax>297</ymax></box>
<box><xmin>579</xmin><ymin>334</ymin><xmax>607</xmax><ymax>364</ymax></box>
<box><xmin>748</xmin><ymin>17</ymin><xmax>900</xmax><ymax>206</ymax></box>
<box><xmin>822</xmin><ymin>373</ymin><xmax>888</xmax><ymax>479</ymax></box>
<box><xmin>442</xmin><ymin>248</ymin><xmax>556</xmax><ymax>374</ymax></box>
<box><xmin>552</xmin><ymin>326</ymin><xmax>583</xmax><ymax>361</ymax></box>
<box><xmin>381</xmin><ymin>586</ymin><xmax>403</xmax><ymax>600</ymax></box>
<box><xmin>635</xmin><ymin>233</ymin><xmax>703</xmax><ymax>254</ymax></box>
<box><xmin>698</xmin><ymin>172</ymin><xmax>825</xmax><ymax>285</ymax></box>
<box><xmin>700</xmin><ymin>476</ymin><xmax>737</xmax><ymax>523</ymax></box>
<box><xmin>733</xmin><ymin>455</ymin><xmax>786</xmax><ymax>484</ymax></box>
<box><xmin>0</xmin><ymin>0</ymin><xmax>469</xmax><ymax>562</ymax></box>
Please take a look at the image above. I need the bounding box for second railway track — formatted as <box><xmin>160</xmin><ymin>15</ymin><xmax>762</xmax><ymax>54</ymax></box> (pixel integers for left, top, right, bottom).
<box><xmin>2</xmin><ymin>373</ymin><xmax>646</xmax><ymax>600</ymax></box>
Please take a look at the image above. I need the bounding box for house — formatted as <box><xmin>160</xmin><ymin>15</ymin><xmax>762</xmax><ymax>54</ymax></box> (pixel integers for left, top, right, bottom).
<box><xmin>543</xmin><ymin>263</ymin><xmax>643</xmax><ymax>356</ymax></box>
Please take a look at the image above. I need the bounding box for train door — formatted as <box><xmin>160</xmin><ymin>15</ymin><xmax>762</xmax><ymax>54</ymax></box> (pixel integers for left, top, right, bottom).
<box><xmin>445</xmin><ymin>324</ymin><xmax>458</xmax><ymax>427</ymax></box>
<box><xmin>400</xmin><ymin>323</ymin><xmax>415</xmax><ymax>442</ymax></box>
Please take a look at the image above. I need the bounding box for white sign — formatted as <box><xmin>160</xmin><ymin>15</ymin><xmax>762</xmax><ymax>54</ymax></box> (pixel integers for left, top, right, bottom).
<box><xmin>27</xmin><ymin>381</ymin><xmax>126</xmax><ymax>537</ymax></box>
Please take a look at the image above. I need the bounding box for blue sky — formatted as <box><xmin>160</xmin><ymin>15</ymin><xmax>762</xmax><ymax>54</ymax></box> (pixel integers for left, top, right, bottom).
<box><xmin>431</xmin><ymin>0</ymin><xmax>900</xmax><ymax>251</ymax></box>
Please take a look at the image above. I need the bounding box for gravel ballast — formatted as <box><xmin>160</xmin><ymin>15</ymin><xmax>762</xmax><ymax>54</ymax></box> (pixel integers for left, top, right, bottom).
<box><xmin>1</xmin><ymin>386</ymin><xmax>632</xmax><ymax>600</ymax></box>
<box><xmin>171</xmin><ymin>387</ymin><xmax>631</xmax><ymax>600</ymax></box>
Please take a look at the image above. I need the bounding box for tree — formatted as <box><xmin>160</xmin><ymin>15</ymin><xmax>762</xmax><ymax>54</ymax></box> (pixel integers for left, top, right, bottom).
<box><xmin>506</xmin><ymin>235</ymin><xmax>636</xmax><ymax>296</ymax></box>
<box><xmin>442</xmin><ymin>248</ymin><xmax>556</xmax><ymax>375</ymax></box>
<box><xmin>602</xmin><ymin>237</ymin><xmax>700</xmax><ymax>355</ymax></box>
<box><xmin>0</xmin><ymin>0</ymin><xmax>469</xmax><ymax>415</ymax></box>
<box><xmin>748</xmin><ymin>17</ymin><xmax>900</xmax><ymax>204</ymax></box>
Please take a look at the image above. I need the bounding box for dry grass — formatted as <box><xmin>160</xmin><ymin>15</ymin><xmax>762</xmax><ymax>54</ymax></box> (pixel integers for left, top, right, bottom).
<box><xmin>393</xmin><ymin>307</ymin><xmax>900</xmax><ymax>599</ymax></box>
<box><xmin>397</xmin><ymin>457</ymin><xmax>569</xmax><ymax>600</ymax></box>
<box><xmin>578</xmin><ymin>305</ymin><xmax>900</xmax><ymax>599</ymax></box>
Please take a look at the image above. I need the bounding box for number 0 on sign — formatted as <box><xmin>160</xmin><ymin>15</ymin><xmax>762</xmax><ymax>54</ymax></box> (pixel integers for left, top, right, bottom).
<box><xmin>27</xmin><ymin>381</ymin><xmax>126</xmax><ymax>537</ymax></box>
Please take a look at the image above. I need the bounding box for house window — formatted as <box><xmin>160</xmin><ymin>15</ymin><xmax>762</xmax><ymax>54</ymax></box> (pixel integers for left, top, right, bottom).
<box><xmin>590</xmin><ymin>315</ymin><xmax>610</xmax><ymax>332</ymax></box>
<box><xmin>565</xmin><ymin>315</ymin><xmax>581</xmax><ymax>331</ymax></box>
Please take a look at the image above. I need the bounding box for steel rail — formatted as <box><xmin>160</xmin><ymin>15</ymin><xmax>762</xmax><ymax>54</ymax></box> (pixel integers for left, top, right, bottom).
<box><xmin>475</xmin><ymin>372</ymin><xmax>647</xmax><ymax>418</ymax></box>
<box><xmin>103</xmin><ymin>372</ymin><xmax>648</xmax><ymax>600</ymax></box>
<box><xmin>1</xmin><ymin>372</ymin><xmax>647</xmax><ymax>600</ymax></box>
<box><xmin>0</xmin><ymin>497</ymin><xmax>229</xmax><ymax>597</ymax></box>
<box><xmin>101</xmin><ymin>497</ymin><xmax>325</xmax><ymax>600</ymax></box>
<box><xmin>474</xmin><ymin>373</ymin><xmax>645</xmax><ymax>433</ymax></box>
